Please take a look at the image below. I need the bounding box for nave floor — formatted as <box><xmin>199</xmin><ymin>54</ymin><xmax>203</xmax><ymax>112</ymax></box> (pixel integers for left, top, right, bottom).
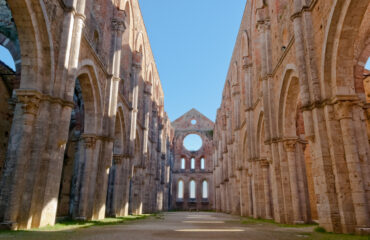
<box><xmin>0</xmin><ymin>212</ymin><xmax>366</xmax><ymax>240</ymax></box>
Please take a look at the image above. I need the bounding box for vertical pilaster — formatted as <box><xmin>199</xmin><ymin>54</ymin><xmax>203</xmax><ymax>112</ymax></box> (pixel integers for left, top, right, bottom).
<box><xmin>261</xmin><ymin>160</ymin><xmax>272</xmax><ymax>219</ymax></box>
<box><xmin>284</xmin><ymin>140</ymin><xmax>303</xmax><ymax>223</ymax></box>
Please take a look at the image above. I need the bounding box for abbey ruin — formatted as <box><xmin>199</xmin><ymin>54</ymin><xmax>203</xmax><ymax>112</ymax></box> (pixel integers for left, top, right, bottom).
<box><xmin>0</xmin><ymin>0</ymin><xmax>369</xmax><ymax>237</ymax></box>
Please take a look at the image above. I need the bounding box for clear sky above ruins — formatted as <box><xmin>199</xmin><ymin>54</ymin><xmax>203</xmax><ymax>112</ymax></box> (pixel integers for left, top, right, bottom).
<box><xmin>139</xmin><ymin>0</ymin><xmax>247</xmax><ymax>122</ymax></box>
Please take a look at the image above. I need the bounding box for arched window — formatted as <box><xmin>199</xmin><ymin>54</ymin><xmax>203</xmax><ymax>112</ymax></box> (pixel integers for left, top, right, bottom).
<box><xmin>202</xmin><ymin>180</ymin><xmax>208</xmax><ymax>199</ymax></box>
<box><xmin>191</xmin><ymin>158</ymin><xmax>195</xmax><ymax>170</ymax></box>
<box><xmin>177</xmin><ymin>180</ymin><xmax>184</xmax><ymax>199</ymax></box>
<box><xmin>181</xmin><ymin>158</ymin><xmax>185</xmax><ymax>169</ymax></box>
<box><xmin>189</xmin><ymin>180</ymin><xmax>196</xmax><ymax>199</ymax></box>
<box><xmin>201</xmin><ymin>158</ymin><xmax>205</xmax><ymax>170</ymax></box>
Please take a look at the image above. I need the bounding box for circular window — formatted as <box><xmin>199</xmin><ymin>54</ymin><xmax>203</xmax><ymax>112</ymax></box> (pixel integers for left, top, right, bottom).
<box><xmin>191</xmin><ymin>119</ymin><xmax>197</xmax><ymax>125</ymax></box>
<box><xmin>183</xmin><ymin>134</ymin><xmax>203</xmax><ymax>151</ymax></box>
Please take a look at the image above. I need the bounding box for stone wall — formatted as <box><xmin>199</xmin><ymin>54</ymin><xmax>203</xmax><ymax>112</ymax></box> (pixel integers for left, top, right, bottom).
<box><xmin>171</xmin><ymin>109</ymin><xmax>214</xmax><ymax>211</ymax></box>
<box><xmin>213</xmin><ymin>0</ymin><xmax>370</xmax><ymax>235</ymax></box>
<box><xmin>0</xmin><ymin>0</ymin><xmax>173</xmax><ymax>230</ymax></box>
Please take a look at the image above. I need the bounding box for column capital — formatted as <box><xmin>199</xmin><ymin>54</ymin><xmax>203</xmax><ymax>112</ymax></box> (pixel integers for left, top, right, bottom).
<box><xmin>16</xmin><ymin>89</ymin><xmax>42</xmax><ymax>116</ymax></box>
<box><xmin>334</xmin><ymin>100</ymin><xmax>354</xmax><ymax>120</ymax></box>
<box><xmin>260</xmin><ymin>158</ymin><xmax>270</xmax><ymax>168</ymax></box>
<box><xmin>144</xmin><ymin>82</ymin><xmax>153</xmax><ymax>95</ymax></box>
<box><xmin>113</xmin><ymin>154</ymin><xmax>124</xmax><ymax>165</ymax></box>
<box><xmin>132</xmin><ymin>51</ymin><xmax>143</xmax><ymax>70</ymax></box>
<box><xmin>242</xmin><ymin>56</ymin><xmax>252</xmax><ymax>70</ymax></box>
<box><xmin>232</xmin><ymin>84</ymin><xmax>240</xmax><ymax>96</ymax></box>
<box><xmin>81</xmin><ymin>134</ymin><xmax>97</xmax><ymax>148</ymax></box>
<box><xmin>284</xmin><ymin>139</ymin><xmax>297</xmax><ymax>152</ymax></box>
<box><xmin>112</xmin><ymin>18</ymin><xmax>126</xmax><ymax>33</ymax></box>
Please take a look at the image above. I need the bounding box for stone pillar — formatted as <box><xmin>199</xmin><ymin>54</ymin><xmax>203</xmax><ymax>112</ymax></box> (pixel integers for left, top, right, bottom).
<box><xmin>251</xmin><ymin>160</ymin><xmax>258</xmax><ymax>218</ymax></box>
<box><xmin>129</xmin><ymin>51</ymin><xmax>142</xmax><ymax>155</ymax></box>
<box><xmin>240</xmin><ymin>169</ymin><xmax>249</xmax><ymax>216</ymax></box>
<box><xmin>284</xmin><ymin>139</ymin><xmax>303</xmax><ymax>223</ymax></box>
<box><xmin>220</xmin><ymin>182</ymin><xmax>225</xmax><ymax>212</ymax></box>
<box><xmin>75</xmin><ymin>134</ymin><xmax>98</xmax><ymax>220</ymax></box>
<box><xmin>335</xmin><ymin>101</ymin><xmax>370</xmax><ymax>232</ymax></box>
<box><xmin>143</xmin><ymin>82</ymin><xmax>153</xmax><ymax>156</ymax></box>
<box><xmin>247</xmin><ymin>172</ymin><xmax>254</xmax><ymax>217</ymax></box>
<box><xmin>122</xmin><ymin>157</ymin><xmax>132</xmax><ymax>216</ymax></box>
<box><xmin>257</xmin><ymin>161</ymin><xmax>265</xmax><ymax>218</ymax></box>
<box><xmin>259</xmin><ymin>14</ymin><xmax>285</xmax><ymax>221</ymax></box>
<box><xmin>94</xmin><ymin>16</ymin><xmax>126</xmax><ymax>220</ymax></box>
<box><xmin>106</xmin><ymin>155</ymin><xmax>123</xmax><ymax>217</ymax></box>
<box><xmin>0</xmin><ymin>90</ymin><xmax>40</xmax><ymax>230</ymax></box>
<box><xmin>261</xmin><ymin>160</ymin><xmax>272</xmax><ymax>219</ymax></box>
<box><xmin>131</xmin><ymin>166</ymin><xmax>143</xmax><ymax>215</ymax></box>
<box><xmin>215</xmin><ymin>186</ymin><xmax>221</xmax><ymax>212</ymax></box>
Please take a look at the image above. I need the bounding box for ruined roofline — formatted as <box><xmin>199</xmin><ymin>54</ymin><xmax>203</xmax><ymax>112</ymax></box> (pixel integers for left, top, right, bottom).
<box><xmin>171</xmin><ymin>108</ymin><xmax>214</xmax><ymax>125</ymax></box>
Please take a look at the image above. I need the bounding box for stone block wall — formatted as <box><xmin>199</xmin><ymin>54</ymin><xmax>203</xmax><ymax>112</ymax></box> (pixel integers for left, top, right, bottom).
<box><xmin>0</xmin><ymin>0</ymin><xmax>173</xmax><ymax>230</ymax></box>
<box><xmin>171</xmin><ymin>109</ymin><xmax>214</xmax><ymax>211</ymax></box>
<box><xmin>213</xmin><ymin>0</ymin><xmax>370</xmax><ymax>235</ymax></box>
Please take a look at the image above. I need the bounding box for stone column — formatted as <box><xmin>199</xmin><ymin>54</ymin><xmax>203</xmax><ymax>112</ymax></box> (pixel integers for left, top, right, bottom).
<box><xmin>284</xmin><ymin>139</ymin><xmax>303</xmax><ymax>223</ymax></box>
<box><xmin>247</xmin><ymin>171</ymin><xmax>254</xmax><ymax>217</ymax></box>
<box><xmin>75</xmin><ymin>134</ymin><xmax>97</xmax><ymax>220</ymax></box>
<box><xmin>92</xmin><ymin>15</ymin><xmax>126</xmax><ymax>220</ymax></box>
<box><xmin>121</xmin><ymin>157</ymin><xmax>131</xmax><ymax>216</ymax></box>
<box><xmin>111</xmin><ymin>155</ymin><xmax>124</xmax><ymax>217</ymax></box>
<box><xmin>258</xmin><ymin>12</ymin><xmax>285</xmax><ymax>222</ymax></box>
<box><xmin>28</xmin><ymin>0</ymin><xmax>87</xmax><ymax>229</ymax></box>
<box><xmin>261</xmin><ymin>160</ymin><xmax>272</xmax><ymax>219</ymax></box>
<box><xmin>129</xmin><ymin>51</ymin><xmax>142</xmax><ymax>155</ymax></box>
<box><xmin>335</xmin><ymin>101</ymin><xmax>370</xmax><ymax>232</ymax></box>
<box><xmin>0</xmin><ymin>90</ymin><xmax>40</xmax><ymax>230</ymax></box>
<box><xmin>239</xmin><ymin>169</ymin><xmax>249</xmax><ymax>216</ymax></box>
<box><xmin>106</xmin><ymin>155</ymin><xmax>122</xmax><ymax>217</ymax></box>
<box><xmin>143</xmin><ymin>82</ymin><xmax>153</xmax><ymax>156</ymax></box>
<box><xmin>251</xmin><ymin>160</ymin><xmax>258</xmax><ymax>218</ymax></box>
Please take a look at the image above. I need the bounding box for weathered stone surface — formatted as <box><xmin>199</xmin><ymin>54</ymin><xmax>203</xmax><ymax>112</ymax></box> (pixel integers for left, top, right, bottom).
<box><xmin>0</xmin><ymin>0</ymin><xmax>369</xmax><ymax>236</ymax></box>
<box><xmin>213</xmin><ymin>0</ymin><xmax>370</xmax><ymax>235</ymax></box>
<box><xmin>0</xmin><ymin>0</ymin><xmax>173</xmax><ymax>230</ymax></box>
<box><xmin>171</xmin><ymin>109</ymin><xmax>214</xmax><ymax>211</ymax></box>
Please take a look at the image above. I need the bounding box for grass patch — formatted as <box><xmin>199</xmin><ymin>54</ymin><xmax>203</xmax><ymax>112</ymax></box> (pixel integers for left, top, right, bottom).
<box><xmin>314</xmin><ymin>226</ymin><xmax>327</xmax><ymax>233</ymax></box>
<box><xmin>241</xmin><ymin>217</ymin><xmax>317</xmax><ymax>228</ymax></box>
<box><xmin>0</xmin><ymin>214</ymin><xmax>152</xmax><ymax>234</ymax></box>
<box><xmin>39</xmin><ymin>214</ymin><xmax>151</xmax><ymax>231</ymax></box>
<box><xmin>308</xmin><ymin>232</ymin><xmax>369</xmax><ymax>240</ymax></box>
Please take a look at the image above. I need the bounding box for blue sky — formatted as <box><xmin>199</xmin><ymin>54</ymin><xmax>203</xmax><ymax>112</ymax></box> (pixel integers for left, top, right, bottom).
<box><xmin>139</xmin><ymin>0</ymin><xmax>247</xmax><ymax>122</ymax></box>
<box><xmin>0</xmin><ymin>46</ymin><xmax>16</xmax><ymax>71</ymax></box>
<box><xmin>2</xmin><ymin>1</ymin><xmax>370</xmax><ymax>125</ymax></box>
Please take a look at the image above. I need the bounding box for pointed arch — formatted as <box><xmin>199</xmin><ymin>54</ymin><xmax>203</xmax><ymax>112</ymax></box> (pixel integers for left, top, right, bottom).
<box><xmin>256</xmin><ymin>111</ymin><xmax>267</xmax><ymax>159</ymax></box>
<box><xmin>202</xmin><ymin>180</ymin><xmax>208</xmax><ymax>199</ymax></box>
<box><xmin>6</xmin><ymin>0</ymin><xmax>55</xmax><ymax>93</ymax></box>
<box><xmin>114</xmin><ymin>106</ymin><xmax>126</xmax><ymax>155</ymax></box>
<box><xmin>75</xmin><ymin>60</ymin><xmax>104</xmax><ymax>134</ymax></box>
<box><xmin>232</xmin><ymin>61</ymin><xmax>239</xmax><ymax>85</ymax></box>
<box><xmin>321</xmin><ymin>0</ymin><xmax>370</xmax><ymax>98</ymax></box>
<box><xmin>177</xmin><ymin>179</ymin><xmax>184</xmax><ymax>199</ymax></box>
<box><xmin>189</xmin><ymin>179</ymin><xmax>196</xmax><ymax>199</ymax></box>
<box><xmin>120</xmin><ymin>0</ymin><xmax>134</xmax><ymax>47</ymax></box>
<box><xmin>277</xmin><ymin>64</ymin><xmax>300</xmax><ymax>138</ymax></box>
<box><xmin>241</xmin><ymin>31</ymin><xmax>250</xmax><ymax>58</ymax></box>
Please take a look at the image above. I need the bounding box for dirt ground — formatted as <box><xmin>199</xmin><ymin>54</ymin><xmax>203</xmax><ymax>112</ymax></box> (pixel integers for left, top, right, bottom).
<box><xmin>0</xmin><ymin>212</ymin><xmax>367</xmax><ymax>240</ymax></box>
